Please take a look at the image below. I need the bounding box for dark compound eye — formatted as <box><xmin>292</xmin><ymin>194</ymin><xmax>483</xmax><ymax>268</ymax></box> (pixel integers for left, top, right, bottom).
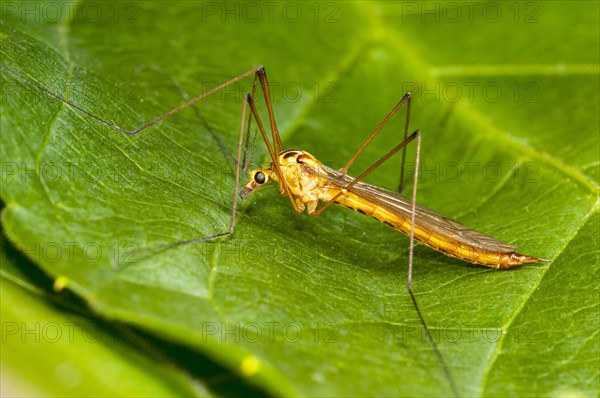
<box><xmin>254</xmin><ymin>171</ymin><xmax>266</xmax><ymax>184</ymax></box>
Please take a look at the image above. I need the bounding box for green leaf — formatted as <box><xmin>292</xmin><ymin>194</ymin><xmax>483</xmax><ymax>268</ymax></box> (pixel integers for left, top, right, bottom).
<box><xmin>1</xmin><ymin>1</ymin><xmax>598</xmax><ymax>396</ymax></box>
<box><xmin>1</xmin><ymin>235</ymin><xmax>207</xmax><ymax>397</ymax></box>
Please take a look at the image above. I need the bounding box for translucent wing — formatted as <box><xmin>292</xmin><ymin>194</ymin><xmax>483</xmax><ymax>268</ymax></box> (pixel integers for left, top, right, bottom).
<box><xmin>318</xmin><ymin>164</ymin><xmax>516</xmax><ymax>254</ymax></box>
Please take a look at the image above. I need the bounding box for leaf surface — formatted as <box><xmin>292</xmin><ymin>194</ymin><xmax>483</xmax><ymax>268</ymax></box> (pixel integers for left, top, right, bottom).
<box><xmin>1</xmin><ymin>2</ymin><xmax>598</xmax><ymax>396</ymax></box>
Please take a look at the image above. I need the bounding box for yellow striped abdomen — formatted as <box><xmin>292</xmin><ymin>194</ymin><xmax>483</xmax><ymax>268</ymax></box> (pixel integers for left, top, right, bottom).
<box><xmin>330</xmin><ymin>191</ymin><xmax>542</xmax><ymax>269</ymax></box>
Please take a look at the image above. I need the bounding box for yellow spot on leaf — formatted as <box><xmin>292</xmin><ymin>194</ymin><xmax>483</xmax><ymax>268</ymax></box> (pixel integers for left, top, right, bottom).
<box><xmin>53</xmin><ymin>276</ymin><xmax>68</xmax><ymax>292</ymax></box>
<box><xmin>240</xmin><ymin>355</ymin><xmax>261</xmax><ymax>377</ymax></box>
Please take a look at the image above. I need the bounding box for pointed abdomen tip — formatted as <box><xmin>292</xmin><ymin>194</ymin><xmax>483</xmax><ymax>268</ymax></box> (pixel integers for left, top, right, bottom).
<box><xmin>511</xmin><ymin>253</ymin><xmax>551</xmax><ymax>266</ymax></box>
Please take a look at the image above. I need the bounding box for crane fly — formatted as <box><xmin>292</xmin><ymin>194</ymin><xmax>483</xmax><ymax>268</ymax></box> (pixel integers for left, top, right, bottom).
<box><xmin>2</xmin><ymin>64</ymin><xmax>549</xmax><ymax>289</ymax></box>
<box><xmin>3</xmin><ymin>63</ymin><xmax>550</xmax><ymax>397</ymax></box>
<box><xmin>233</xmin><ymin>67</ymin><xmax>548</xmax><ymax>289</ymax></box>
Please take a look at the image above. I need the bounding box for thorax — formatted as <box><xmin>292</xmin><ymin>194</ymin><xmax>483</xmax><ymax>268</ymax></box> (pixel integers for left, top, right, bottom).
<box><xmin>277</xmin><ymin>149</ymin><xmax>336</xmax><ymax>204</ymax></box>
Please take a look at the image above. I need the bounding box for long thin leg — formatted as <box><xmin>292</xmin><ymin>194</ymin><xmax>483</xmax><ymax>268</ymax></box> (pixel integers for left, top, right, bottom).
<box><xmin>120</xmin><ymin>86</ymin><xmax>294</xmax><ymax>262</ymax></box>
<box><xmin>241</xmin><ymin>72</ymin><xmax>260</xmax><ymax>172</ymax></box>
<box><xmin>398</xmin><ymin>93</ymin><xmax>412</xmax><ymax>193</ymax></box>
<box><xmin>0</xmin><ymin>64</ymin><xmax>260</xmax><ymax>136</ymax></box>
<box><xmin>406</xmin><ymin>130</ymin><xmax>460</xmax><ymax>397</ymax></box>
<box><xmin>131</xmin><ymin>64</ymin><xmax>237</xmax><ymax>163</ymax></box>
<box><xmin>316</xmin><ymin>129</ymin><xmax>459</xmax><ymax>395</ymax></box>
<box><xmin>122</xmin><ymin>80</ymin><xmax>295</xmax><ymax>258</ymax></box>
<box><xmin>6</xmin><ymin>65</ymin><xmax>278</xmax><ymax>259</ymax></box>
<box><xmin>320</xmin><ymin>124</ymin><xmax>458</xmax><ymax>395</ymax></box>
<box><xmin>311</xmin><ymin>129</ymin><xmax>420</xmax><ymax>289</ymax></box>
<box><xmin>5</xmin><ymin>64</ymin><xmax>286</xmax><ymax>198</ymax></box>
<box><xmin>251</xmin><ymin>68</ymin><xmax>297</xmax><ymax>204</ymax></box>
<box><xmin>317</xmin><ymin>128</ymin><xmax>420</xmax><ymax>292</ymax></box>
<box><xmin>245</xmin><ymin>94</ymin><xmax>302</xmax><ymax>214</ymax></box>
<box><xmin>118</xmin><ymin>92</ymin><xmax>251</xmax><ymax>261</ymax></box>
<box><xmin>119</xmin><ymin>67</ymin><xmax>262</xmax><ymax>136</ymax></box>
<box><xmin>4</xmin><ymin>63</ymin><xmax>285</xmax><ymax>184</ymax></box>
<box><xmin>406</xmin><ymin>130</ymin><xmax>420</xmax><ymax>292</ymax></box>
<box><xmin>311</xmin><ymin>130</ymin><xmax>420</xmax><ymax>217</ymax></box>
<box><xmin>4</xmin><ymin>63</ymin><xmax>296</xmax><ymax>253</ymax></box>
<box><xmin>256</xmin><ymin>67</ymin><xmax>283</xmax><ymax>154</ymax></box>
<box><xmin>340</xmin><ymin>92</ymin><xmax>412</xmax><ymax>177</ymax></box>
